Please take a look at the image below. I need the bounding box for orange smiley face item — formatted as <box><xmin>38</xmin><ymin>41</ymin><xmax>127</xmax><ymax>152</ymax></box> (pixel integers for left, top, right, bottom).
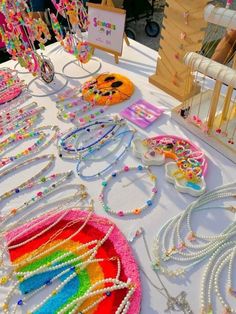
<box><xmin>81</xmin><ymin>73</ymin><xmax>135</xmax><ymax>106</ymax></box>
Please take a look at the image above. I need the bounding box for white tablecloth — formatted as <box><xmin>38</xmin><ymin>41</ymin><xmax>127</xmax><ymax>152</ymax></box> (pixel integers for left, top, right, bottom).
<box><xmin>0</xmin><ymin>39</ymin><xmax>235</xmax><ymax>313</ymax></box>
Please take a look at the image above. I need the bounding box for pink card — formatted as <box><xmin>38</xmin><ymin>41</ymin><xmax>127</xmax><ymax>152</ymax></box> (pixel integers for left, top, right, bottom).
<box><xmin>121</xmin><ymin>99</ymin><xmax>164</xmax><ymax>128</ymax></box>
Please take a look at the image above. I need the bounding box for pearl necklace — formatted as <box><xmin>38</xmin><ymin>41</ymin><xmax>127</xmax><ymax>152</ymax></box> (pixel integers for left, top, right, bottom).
<box><xmin>0</xmin><ymin>184</ymin><xmax>90</xmax><ymax>238</ymax></box>
<box><xmin>99</xmin><ymin>165</ymin><xmax>158</xmax><ymax>216</ymax></box>
<box><xmin>0</xmin><ymin>126</ymin><xmax>59</xmax><ymax>169</ymax></box>
<box><xmin>152</xmin><ymin>181</ymin><xmax>236</xmax><ymax>277</ymax></box>
<box><xmin>201</xmin><ymin>241</ymin><xmax>236</xmax><ymax>313</ymax></box>
<box><xmin>1</xmin><ymin>209</ymin><xmax>136</xmax><ymax>314</ymax></box>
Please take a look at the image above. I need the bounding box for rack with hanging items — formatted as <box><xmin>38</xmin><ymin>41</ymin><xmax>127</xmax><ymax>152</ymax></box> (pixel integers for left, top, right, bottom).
<box><xmin>172</xmin><ymin>2</ymin><xmax>236</xmax><ymax>163</ymax></box>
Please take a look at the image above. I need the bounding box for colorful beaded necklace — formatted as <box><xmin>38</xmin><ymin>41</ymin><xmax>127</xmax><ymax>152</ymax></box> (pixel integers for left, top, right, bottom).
<box><xmin>99</xmin><ymin>165</ymin><xmax>158</xmax><ymax>217</ymax></box>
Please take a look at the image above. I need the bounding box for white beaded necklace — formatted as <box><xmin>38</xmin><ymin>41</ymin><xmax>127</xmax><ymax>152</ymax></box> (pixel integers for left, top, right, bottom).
<box><xmin>152</xmin><ymin>182</ymin><xmax>236</xmax><ymax>277</ymax></box>
<box><xmin>201</xmin><ymin>241</ymin><xmax>236</xmax><ymax>314</ymax></box>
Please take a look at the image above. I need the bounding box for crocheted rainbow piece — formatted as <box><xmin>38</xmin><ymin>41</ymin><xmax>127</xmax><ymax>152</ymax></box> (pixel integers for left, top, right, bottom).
<box><xmin>5</xmin><ymin>209</ymin><xmax>141</xmax><ymax>313</ymax></box>
<box><xmin>133</xmin><ymin>135</ymin><xmax>208</xmax><ymax>196</ymax></box>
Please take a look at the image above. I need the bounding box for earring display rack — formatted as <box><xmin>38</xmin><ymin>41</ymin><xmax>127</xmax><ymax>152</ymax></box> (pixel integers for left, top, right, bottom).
<box><xmin>149</xmin><ymin>0</ymin><xmax>209</xmax><ymax>101</ymax></box>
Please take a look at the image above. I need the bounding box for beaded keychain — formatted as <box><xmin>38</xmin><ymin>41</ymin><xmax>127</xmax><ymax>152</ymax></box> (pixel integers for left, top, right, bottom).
<box><xmin>133</xmin><ymin>135</ymin><xmax>207</xmax><ymax>196</ymax></box>
<box><xmin>99</xmin><ymin>165</ymin><xmax>158</xmax><ymax>217</ymax></box>
<box><xmin>152</xmin><ymin>181</ymin><xmax>236</xmax><ymax>278</ymax></box>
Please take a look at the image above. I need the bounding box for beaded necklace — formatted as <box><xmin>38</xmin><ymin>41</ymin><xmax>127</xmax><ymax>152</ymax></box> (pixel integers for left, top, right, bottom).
<box><xmin>1</xmin><ymin>209</ymin><xmax>139</xmax><ymax>314</ymax></box>
<box><xmin>58</xmin><ymin>115</ymin><xmax>127</xmax><ymax>157</ymax></box>
<box><xmin>201</xmin><ymin>241</ymin><xmax>236</xmax><ymax>314</ymax></box>
<box><xmin>152</xmin><ymin>182</ymin><xmax>236</xmax><ymax>278</ymax></box>
<box><xmin>0</xmin><ymin>126</ymin><xmax>59</xmax><ymax>169</ymax></box>
<box><xmin>0</xmin><ymin>184</ymin><xmax>90</xmax><ymax>237</ymax></box>
<box><xmin>0</xmin><ymin>154</ymin><xmax>55</xmax><ymax>202</ymax></box>
<box><xmin>99</xmin><ymin>165</ymin><xmax>157</xmax><ymax>216</ymax></box>
<box><xmin>0</xmin><ymin>170</ymin><xmax>73</xmax><ymax>228</ymax></box>
<box><xmin>0</xmin><ymin>102</ymin><xmax>36</xmax><ymax>126</ymax></box>
<box><xmin>0</xmin><ymin>115</ymin><xmax>39</xmax><ymax>138</ymax></box>
<box><xmin>76</xmin><ymin>130</ymin><xmax>136</xmax><ymax>179</ymax></box>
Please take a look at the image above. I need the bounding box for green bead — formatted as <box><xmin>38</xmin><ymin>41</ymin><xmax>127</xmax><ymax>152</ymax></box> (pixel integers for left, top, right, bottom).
<box><xmin>102</xmin><ymin>181</ymin><xmax>107</xmax><ymax>187</ymax></box>
<box><xmin>103</xmin><ymin>205</ymin><xmax>110</xmax><ymax>212</ymax></box>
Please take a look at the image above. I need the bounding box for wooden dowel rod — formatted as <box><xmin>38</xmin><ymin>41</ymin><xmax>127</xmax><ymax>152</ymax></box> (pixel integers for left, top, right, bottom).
<box><xmin>207</xmin><ymin>81</ymin><xmax>222</xmax><ymax>132</ymax></box>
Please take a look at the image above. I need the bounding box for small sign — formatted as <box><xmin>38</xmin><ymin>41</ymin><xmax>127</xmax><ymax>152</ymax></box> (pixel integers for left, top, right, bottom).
<box><xmin>87</xmin><ymin>2</ymin><xmax>126</xmax><ymax>58</ymax></box>
<box><xmin>121</xmin><ymin>99</ymin><xmax>164</xmax><ymax>128</ymax></box>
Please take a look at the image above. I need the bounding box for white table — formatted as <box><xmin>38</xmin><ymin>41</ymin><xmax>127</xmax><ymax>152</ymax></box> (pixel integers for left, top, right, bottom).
<box><xmin>0</xmin><ymin>39</ymin><xmax>235</xmax><ymax>313</ymax></box>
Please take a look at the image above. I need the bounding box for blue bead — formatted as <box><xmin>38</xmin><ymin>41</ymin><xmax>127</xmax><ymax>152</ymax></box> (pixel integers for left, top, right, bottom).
<box><xmin>112</xmin><ymin>172</ymin><xmax>117</xmax><ymax>177</ymax></box>
<box><xmin>70</xmin><ymin>266</ymin><xmax>76</xmax><ymax>271</ymax></box>
<box><xmin>106</xmin><ymin>291</ymin><xmax>111</xmax><ymax>296</ymax></box>
<box><xmin>137</xmin><ymin>165</ymin><xmax>143</xmax><ymax>171</ymax></box>
<box><xmin>15</xmin><ymin>188</ymin><xmax>20</xmax><ymax>193</ymax></box>
<box><xmin>45</xmin><ymin>280</ymin><xmax>52</xmax><ymax>286</ymax></box>
<box><xmin>147</xmin><ymin>200</ymin><xmax>152</xmax><ymax>206</ymax></box>
<box><xmin>17</xmin><ymin>300</ymin><xmax>23</xmax><ymax>306</ymax></box>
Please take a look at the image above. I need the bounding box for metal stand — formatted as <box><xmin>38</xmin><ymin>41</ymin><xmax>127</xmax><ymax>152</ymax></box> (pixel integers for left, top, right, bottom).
<box><xmin>14</xmin><ymin>62</ymin><xmax>31</xmax><ymax>74</ymax></box>
<box><xmin>62</xmin><ymin>57</ymin><xmax>102</xmax><ymax>79</ymax></box>
<box><xmin>28</xmin><ymin>72</ymin><xmax>68</xmax><ymax>97</ymax></box>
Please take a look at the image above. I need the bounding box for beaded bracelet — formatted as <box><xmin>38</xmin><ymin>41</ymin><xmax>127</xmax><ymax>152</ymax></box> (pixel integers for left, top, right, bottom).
<box><xmin>99</xmin><ymin>165</ymin><xmax>158</xmax><ymax>216</ymax></box>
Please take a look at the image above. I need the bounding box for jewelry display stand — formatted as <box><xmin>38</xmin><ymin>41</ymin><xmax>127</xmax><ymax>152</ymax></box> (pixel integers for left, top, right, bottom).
<box><xmin>62</xmin><ymin>57</ymin><xmax>102</xmax><ymax>79</ymax></box>
<box><xmin>28</xmin><ymin>73</ymin><xmax>68</xmax><ymax>97</ymax></box>
<box><xmin>172</xmin><ymin>3</ymin><xmax>236</xmax><ymax>163</ymax></box>
<box><xmin>14</xmin><ymin>62</ymin><xmax>30</xmax><ymax>74</ymax></box>
<box><xmin>149</xmin><ymin>0</ymin><xmax>208</xmax><ymax>101</ymax></box>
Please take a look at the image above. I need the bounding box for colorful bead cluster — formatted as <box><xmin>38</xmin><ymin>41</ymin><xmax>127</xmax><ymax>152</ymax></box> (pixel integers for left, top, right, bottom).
<box><xmin>50</xmin><ymin>0</ymin><xmax>92</xmax><ymax>63</ymax></box>
<box><xmin>0</xmin><ymin>1</ymin><xmax>53</xmax><ymax>79</ymax></box>
<box><xmin>99</xmin><ymin>165</ymin><xmax>158</xmax><ymax>217</ymax></box>
<box><xmin>0</xmin><ymin>68</ymin><xmax>26</xmax><ymax>105</ymax></box>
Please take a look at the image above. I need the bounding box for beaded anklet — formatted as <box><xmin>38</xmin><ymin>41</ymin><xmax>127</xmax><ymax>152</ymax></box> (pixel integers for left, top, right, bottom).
<box><xmin>99</xmin><ymin>165</ymin><xmax>158</xmax><ymax>217</ymax></box>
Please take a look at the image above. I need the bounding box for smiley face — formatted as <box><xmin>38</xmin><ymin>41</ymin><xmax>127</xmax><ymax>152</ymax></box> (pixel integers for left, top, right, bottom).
<box><xmin>82</xmin><ymin>73</ymin><xmax>135</xmax><ymax>106</ymax></box>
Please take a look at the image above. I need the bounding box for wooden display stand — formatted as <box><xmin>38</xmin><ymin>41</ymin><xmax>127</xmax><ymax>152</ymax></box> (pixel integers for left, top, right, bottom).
<box><xmin>149</xmin><ymin>0</ymin><xmax>208</xmax><ymax>101</ymax></box>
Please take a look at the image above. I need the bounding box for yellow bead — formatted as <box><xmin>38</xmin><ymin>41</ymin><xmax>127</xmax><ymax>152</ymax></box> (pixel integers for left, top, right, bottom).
<box><xmin>2</xmin><ymin>303</ymin><xmax>8</xmax><ymax>310</ymax></box>
<box><xmin>0</xmin><ymin>276</ymin><xmax>8</xmax><ymax>285</ymax></box>
<box><xmin>51</xmin><ymin>290</ymin><xmax>57</xmax><ymax>296</ymax></box>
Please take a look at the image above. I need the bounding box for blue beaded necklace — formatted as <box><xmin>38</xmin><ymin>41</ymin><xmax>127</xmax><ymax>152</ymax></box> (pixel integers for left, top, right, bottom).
<box><xmin>76</xmin><ymin>130</ymin><xmax>135</xmax><ymax>179</ymax></box>
<box><xmin>58</xmin><ymin>116</ymin><xmax>126</xmax><ymax>157</ymax></box>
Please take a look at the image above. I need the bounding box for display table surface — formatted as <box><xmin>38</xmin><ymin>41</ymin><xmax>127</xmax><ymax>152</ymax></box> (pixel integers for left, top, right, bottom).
<box><xmin>0</xmin><ymin>39</ymin><xmax>235</xmax><ymax>313</ymax></box>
